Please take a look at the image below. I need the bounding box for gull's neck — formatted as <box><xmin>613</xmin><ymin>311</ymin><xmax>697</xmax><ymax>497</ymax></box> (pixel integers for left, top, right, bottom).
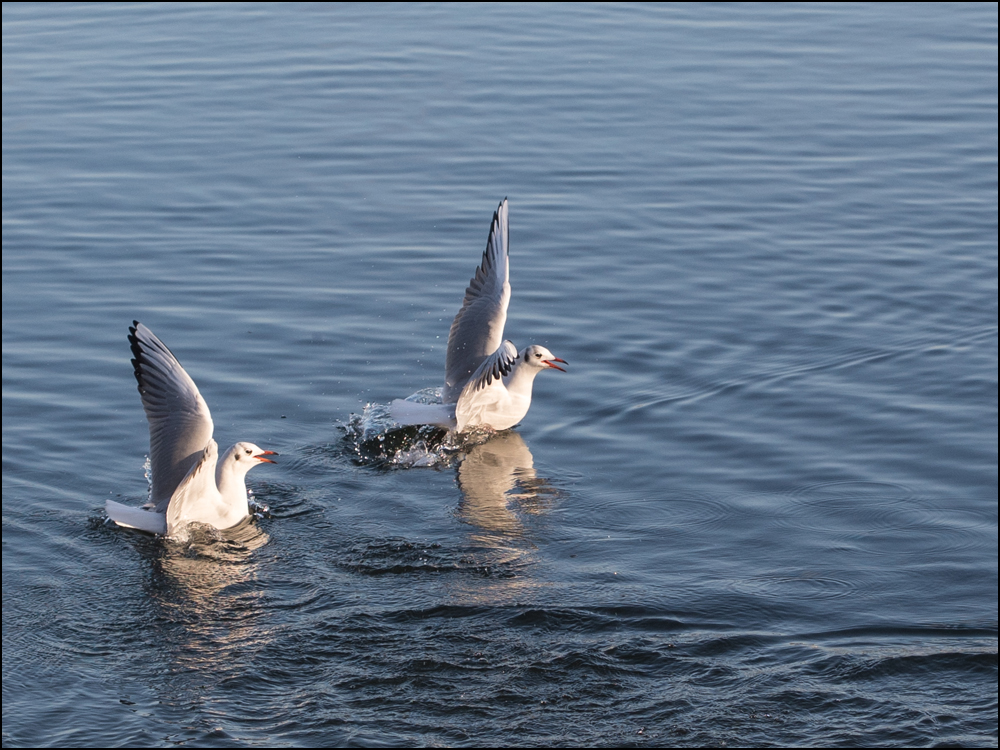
<box><xmin>216</xmin><ymin>446</ymin><xmax>252</xmax><ymax>517</ymax></box>
<box><xmin>503</xmin><ymin>359</ymin><xmax>542</xmax><ymax>399</ymax></box>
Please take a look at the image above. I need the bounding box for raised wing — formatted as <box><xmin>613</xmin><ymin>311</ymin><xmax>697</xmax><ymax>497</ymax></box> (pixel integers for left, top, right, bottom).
<box><xmin>444</xmin><ymin>199</ymin><xmax>511</xmax><ymax>402</ymax></box>
<box><xmin>129</xmin><ymin>321</ymin><xmax>214</xmax><ymax>511</ymax></box>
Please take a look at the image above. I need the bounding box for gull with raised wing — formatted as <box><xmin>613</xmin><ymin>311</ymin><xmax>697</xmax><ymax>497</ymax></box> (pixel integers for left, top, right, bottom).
<box><xmin>105</xmin><ymin>322</ymin><xmax>276</xmax><ymax>536</ymax></box>
<box><xmin>391</xmin><ymin>199</ymin><xmax>566</xmax><ymax>432</ymax></box>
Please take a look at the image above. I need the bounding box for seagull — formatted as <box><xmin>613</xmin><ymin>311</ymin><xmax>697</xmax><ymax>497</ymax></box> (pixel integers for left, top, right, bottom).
<box><xmin>391</xmin><ymin>199</ymin><xmax>566</xmax><ymax>432</ymax></box>
<box><xmin>105</xmin><ymin>321</ymin><xmax>276</xmax><ymax>537</ymax></box>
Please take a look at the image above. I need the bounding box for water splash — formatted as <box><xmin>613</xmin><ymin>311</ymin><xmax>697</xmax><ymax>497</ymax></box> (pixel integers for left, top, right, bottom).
<box><xmin>143</xmin><ymin>455</ymin><xmax>152</xmax><ymax>504</ymax></box>
<box><xmin>247</xmin><ymin>487</ymin><xmax>270</xmax><ymax>519</ymax></box>
<box><xmin>344</xmin><ymin>387</ymin><xmax>499</xmax><ymax>468</ymax></box>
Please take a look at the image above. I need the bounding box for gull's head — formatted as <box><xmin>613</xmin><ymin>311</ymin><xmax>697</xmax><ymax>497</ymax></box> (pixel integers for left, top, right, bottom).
<box><xmin>521</xmin><ymin>345</ymin><xmax>567</xmax><ymax>372</ymax></box>
<box><xmin>225</xmin><ymin>442</ymin><xmax>279</xmax><ymax>473</ymax></box>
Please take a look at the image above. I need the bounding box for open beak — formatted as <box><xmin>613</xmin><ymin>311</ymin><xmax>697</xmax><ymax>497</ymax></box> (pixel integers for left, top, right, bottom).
<box><xmin>543</xmin><ymin>358</ymin><xmax>567</xmax><ymax>372</ymax></box>
<box><xmin>255</xmin><ymin>450</ymin><xmax>279</xmax><ymax>464</ymax></box>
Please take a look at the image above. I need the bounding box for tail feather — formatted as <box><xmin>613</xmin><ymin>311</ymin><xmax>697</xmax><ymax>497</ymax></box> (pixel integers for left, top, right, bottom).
<box><xmin>390</xmin><ymin>399</ymin><xmax>456</xmax><ymax>429</ymax></box>
<box><xmin>106</xmin><ymin>499</ymin><xmax>167</xmax><ymax>535</ymax></box>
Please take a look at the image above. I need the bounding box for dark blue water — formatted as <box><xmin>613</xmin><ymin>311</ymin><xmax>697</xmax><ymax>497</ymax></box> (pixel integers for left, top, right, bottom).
<box><xmin>3</xmin><ymin>4</ymin><xmax>996</xmax><ymax>746</ymax></box>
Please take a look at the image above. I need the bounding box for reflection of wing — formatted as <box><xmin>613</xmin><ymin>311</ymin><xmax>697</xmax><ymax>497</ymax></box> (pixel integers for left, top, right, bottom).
<box><xmin>457</xmin><ymin>431</ymin><xmax>535</xmax><ymax>534</ymax></box>
<box><xmin>165</xmin><ymin>439</ymin><xmax>219</xmax><ymax>536</ymax></box>
<box><xmin>129</xmin><ymin>322</ymin><xmax>214</xmax><ymax>511</ymax></box>
<box><xmin>444</xmin><ymin>199</ymin><xmax>511</xmax><ymax>403</ymax></box>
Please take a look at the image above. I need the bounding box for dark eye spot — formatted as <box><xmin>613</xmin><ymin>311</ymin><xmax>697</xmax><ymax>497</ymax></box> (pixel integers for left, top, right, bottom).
<box><xmin>245</xmin><ymin>448</ymin><xmax>252</xmax><ymax>454</ymax></box>
<box><xmin>535</xmin><ymin>353</ymin><xmax>542</xmax><ymax>358</ymax></box>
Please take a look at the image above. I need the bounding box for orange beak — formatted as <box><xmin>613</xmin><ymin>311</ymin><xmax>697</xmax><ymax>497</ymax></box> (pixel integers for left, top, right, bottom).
<box><xmin>255</xmin><ymin>450</ymin><xmax>278</xmax><ymax>464</ymax></box>
<box><xmin>543</xmin><ymin>358</ymin><xmax>567</xmax><ymax>372</ymax></box>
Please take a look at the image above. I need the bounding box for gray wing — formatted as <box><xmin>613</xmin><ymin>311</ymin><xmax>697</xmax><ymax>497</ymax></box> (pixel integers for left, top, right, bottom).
<box><xmin>129</xmin><ymin>321</ymin><xmax>214</xmax><ymax>512</ymax></box>
<box><xmin>444</xmin><ymin>198</ymin><xmax>511</xmax><ymax>403</ymax></box>
<box><xmin>460</xmin><ymin>340</ymin><xmax>518</xmax><ymax>396</ymax></box>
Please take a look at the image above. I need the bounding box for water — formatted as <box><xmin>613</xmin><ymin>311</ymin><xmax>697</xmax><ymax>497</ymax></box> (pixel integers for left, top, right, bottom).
<box><xmin>3</xmin><ymin>3</ymin><xmax>996</xmax><ymax>746</ymax></box>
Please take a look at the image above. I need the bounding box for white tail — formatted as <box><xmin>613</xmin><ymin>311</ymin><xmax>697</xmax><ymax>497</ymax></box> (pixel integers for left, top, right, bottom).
<box><xmin>106</xmin><ymin>499</ymin><xmax>167</xmax><ymax>535</ymax></box>
<box><xmin>389</xmin><ymin>399</ymin><xmax>456</xmax><ymax>429</ymax></box>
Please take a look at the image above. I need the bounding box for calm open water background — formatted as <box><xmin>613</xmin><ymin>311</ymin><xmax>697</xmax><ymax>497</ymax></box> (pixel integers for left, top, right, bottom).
<box><xmin>3</xmin><ymin>3</ymin><xmax>997</xmax><ymax>747</ymax></box>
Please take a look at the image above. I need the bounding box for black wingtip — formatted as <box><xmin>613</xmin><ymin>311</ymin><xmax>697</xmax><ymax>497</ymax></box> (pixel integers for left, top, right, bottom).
<box><xmin>128</xmin><ymin>324</ymin><xmax>142</xmax><ymax>357</ymax></box>
<box><xmin>127</xmin><ymin>321</ymin><xmax>169</xmax><ymax>392</ymax></box>
<box><xmin>128</xmin><ymin>323</ymin><xmax>142</xmax><ymax>384</ymax></box>
<box><xmin>485</xmin><ymin>199</ymin><xmax>508</xmax><ymax>256</ymax></box>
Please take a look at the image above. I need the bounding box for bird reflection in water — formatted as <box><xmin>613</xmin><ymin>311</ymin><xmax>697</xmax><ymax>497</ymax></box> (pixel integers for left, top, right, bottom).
<box><xmin>141</xmin><ymin>518</ymin><xmax>273</xmax><ymax>675</ymax></box>
<box><xmin>152</xmin><ymin>517</ymin><xmax>269</xmax><ymax>599</ymax></box>
<box><xmin>455</xmin><ymin>430</ymin><xmax>557</xmax><ymax>539</ymax></box>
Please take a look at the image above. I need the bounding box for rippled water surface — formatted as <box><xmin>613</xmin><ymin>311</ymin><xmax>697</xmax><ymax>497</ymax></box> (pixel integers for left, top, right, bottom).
<box><xmin>3</xmin><ymin>4</ymin><xmax>997</xmax><ymax>747</ymax></box>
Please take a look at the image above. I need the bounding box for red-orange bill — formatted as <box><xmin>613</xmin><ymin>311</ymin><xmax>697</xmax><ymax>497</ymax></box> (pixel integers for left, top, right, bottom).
<box><xmin>544</xmin><ymin>358</ymin><xmax>567</xmax><ymax>372</ymax></box>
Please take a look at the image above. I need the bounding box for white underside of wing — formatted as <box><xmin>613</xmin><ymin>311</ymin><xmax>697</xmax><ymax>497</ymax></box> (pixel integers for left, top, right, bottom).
<box><xmin>455</xmin><ymin>341</ymin><xmax>524</xmax><ymax>432</ymax></box>
<box><xmin>455</xmin><ymin>378</ymin><xmax>512</xmax><ymax>432</ymax></box>
<box><xmin>164</xmin><ymin>439</ymin><xmax>235</xmax><ymax>536</ymax></box>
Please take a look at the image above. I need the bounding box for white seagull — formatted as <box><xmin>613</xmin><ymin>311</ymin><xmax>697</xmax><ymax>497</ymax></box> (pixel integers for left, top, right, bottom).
<box><xmin>105</xmin><ymin>321</ymin><xmax>276</xmax><ymax>536</ymax></box>
<box><xmin>391</xmin><ymin>199</ymin><xmax>566</xmax><ymax>432</ymax></box>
